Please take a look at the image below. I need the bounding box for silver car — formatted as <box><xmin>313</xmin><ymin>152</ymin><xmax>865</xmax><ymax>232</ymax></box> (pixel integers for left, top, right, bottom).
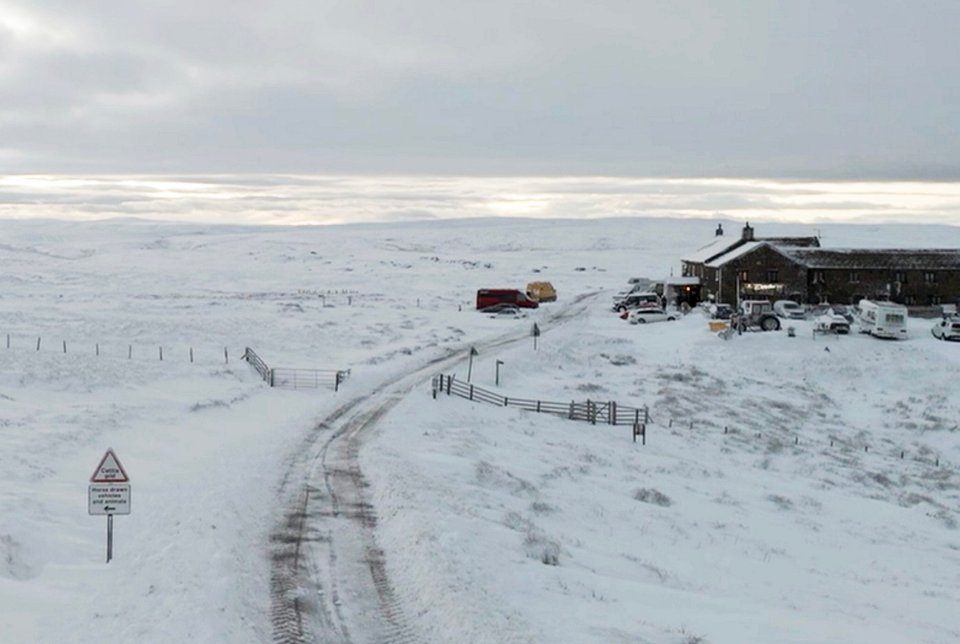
<box><xmin>931</xmin><ymin>317</ymin><xmax>960</xmax><ymax>341</ymax></box>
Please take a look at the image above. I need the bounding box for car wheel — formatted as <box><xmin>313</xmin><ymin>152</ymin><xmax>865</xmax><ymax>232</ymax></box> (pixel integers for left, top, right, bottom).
<box><xmin>636</xmin><ymin>318</ymin><xmax>646</xmax><ymax>324</ymax></box>
<box><xmin>761</xmin><ymin>316</ymin><xmax>780</xmax><ymax>331</ymax></box>
<box><xmin>617</xmin><ymin>305</ymin><xmax>627</xmax><ymax>313</ymax></box>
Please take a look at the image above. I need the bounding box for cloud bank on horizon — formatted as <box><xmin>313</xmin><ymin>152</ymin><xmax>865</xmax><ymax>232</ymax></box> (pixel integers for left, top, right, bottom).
<box><xmin>1</xmin><ymin>174</ymin><xmax>959</xmax><ymax>226</ymax></box>
<box><xmin>1</xmin><ymin>1</ymin><xmax>959</xmax><ymax>179</ymax></box>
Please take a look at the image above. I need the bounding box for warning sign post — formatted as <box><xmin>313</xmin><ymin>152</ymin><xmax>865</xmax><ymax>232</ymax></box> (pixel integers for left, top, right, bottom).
<box><xmin>88</xmin><ymin>449</ymin><xmax>131</xmax><ymax>563</ymax></box>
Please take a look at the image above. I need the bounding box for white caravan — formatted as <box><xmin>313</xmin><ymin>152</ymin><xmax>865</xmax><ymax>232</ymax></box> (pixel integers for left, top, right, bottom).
<box><xmin>857</xmin><ymin>299</ymin><xmax>908</xmax><ymax>339</ymax></box>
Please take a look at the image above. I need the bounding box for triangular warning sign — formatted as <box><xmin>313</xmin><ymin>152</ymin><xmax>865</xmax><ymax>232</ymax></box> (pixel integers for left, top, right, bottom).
<box><xmin>90</xmin><ymin>448</ymin><xmax>129</xmax><ymax>483</ymax></box>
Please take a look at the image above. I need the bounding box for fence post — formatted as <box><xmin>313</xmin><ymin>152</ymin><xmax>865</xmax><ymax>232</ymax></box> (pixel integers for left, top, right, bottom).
<box><xmin>63</xmin><ymin>340</ymin><xmax>67</xmax><ymax>354</ymax></box>
<box><xmin>335</xmin><ymin>371</ymin><xmax>341</xmax><ymax>392</ymax></box>
<box><xmin>569</xmin><ymin>400</ymin><xmax>574</xmax><ymax>419</ymax></box>
<box><xmin>536</xmin><ymin>400</ymin><xmax>541</xmax><ymax>413</ymax></box>
<box><xmin>159</xmin><ymin>346</ymin><xmax>163</xmax><ymax>361</ymax></box>
<box><xmin>224</xmin><ymin>347</ymin><xmax>229</xmax><ymax>364</ymax></box>
<box><xmin>610</xmin><ymin>401</ymin><xmax>616</xmax><ymax>425</ymax></box>
<box><xmin>469</xmin><ymin>384</ymin><xmax>474</xmax><ymax>401</ymax></box>
<box><xmin>128</xmin><ymin>345</ymin><xmax>132</xmax><ymax>359</ymax></box>
<box><xmin>36</xmin><ymin>337</ymin><xmax>41</xmax><ymax>351</ymax></box>
<box><xmin>269</xmin><ymin>369</ymin><xmax>275</xmax><ymax>387</ymax></box>
<box><xmin>447</xmin><ymin>374</ymin><xmax>453</xmax><ymax>395</ymax></box>
<box><xmin>503</xmin><ymin>396</ymin><xmax>508</xmax><ymax>407</ymax></box>
<box><xmin>190</xmin><ymin>348</ymin><xmax>194</xmax><ymax>363</ymax></box>
<box><xmin>96</xmin><ymin>343</ymin><xmax>100</xmax><ymax>356</ymax></box>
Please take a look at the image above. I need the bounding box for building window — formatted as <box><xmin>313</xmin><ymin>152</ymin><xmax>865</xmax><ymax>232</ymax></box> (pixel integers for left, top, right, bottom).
<box><xmin>812</xmin><ymin>270</ymin><xmax>825</xmax><ymax>284</ymax></box>
<box><xmin>894</xmin><ymin>271</ymin><xmax>907</xmax><ymax>284</ymax></box>
<box><xmin>904</xmin><ymin>295</ymin><xmax>916</xmax><ymax>305</ymax></box>
<box><xmin>929</xmin><ymin>294</ymin><xmax>942</xmax><ymax>305</ymax></box>
<box><xmin>739</xmin><ymin>270</ymin><xmax>749</xmax><ymax>283</ymax></box>
<box><xmin>766</xmin><ymin>269</ymin><xmax>779</xmax><ymax>282</ymax></box>
<box><xmin>848</xmin><ymin>271</ymin><xmax>860</xmax><ymax>283</ymax></box>
<box><xmin>924</xmin><ymin>271</ymin><xmax>937</xmax><ymax>284</ymax></box>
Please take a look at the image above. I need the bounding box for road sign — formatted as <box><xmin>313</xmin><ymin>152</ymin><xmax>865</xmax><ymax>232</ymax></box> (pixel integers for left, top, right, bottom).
<box><xmin>88</xmin><ymin>483</ymin><xmax>131</xmax><ymax>515</ymax></box>
<box><xmin>90</xmin><ymin>448</ymin><xmax>129</xmax><ymax>483</ymax></box>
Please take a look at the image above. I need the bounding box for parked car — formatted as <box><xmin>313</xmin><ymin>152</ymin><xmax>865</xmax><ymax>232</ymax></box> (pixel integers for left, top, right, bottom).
<box><xmin>481</xmin><ymin>303</ymin><xmax>527</xmax><ymax>318</ymax></box>
<box><xmin>628</xmin><ymin>308</ymin><xmax>679</xmax><ymax>325</ymax></box>
<box><xmin>773</xmin><ymin>299</ymin><xmax>806</xmax><ymax>320</ymax></box>
<box><xmin>709</xmin><ymin>303</ymin><xmax>733</xmax><ymax>320</ymax></box>
<box><xmin>815</xmin><ymin>310</ymin><xmax>851</xmax><ymax>334</ymax></box>
<box><xmin>612</xmin><ymin>291</ymin><xmax>660</xmax><ymax>313</ymax></box>
<box><xmin>831</xmin><ymin>304</ymin><xmax>856</xmax><ymax>324</ymax></box>
<box><xmin>526</xmin><ymin>281</ymin><xmax>557</xmax><ymax>303</ymax></box>
<box><xmin>931</xmin><ymin>317</ymin><xmax>960</xmax><ymax>341</ymax></box>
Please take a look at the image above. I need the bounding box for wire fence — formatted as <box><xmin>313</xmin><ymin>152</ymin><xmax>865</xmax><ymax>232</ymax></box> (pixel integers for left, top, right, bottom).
<box><xmin>1</xmin><ymin>332</ymin><xmax>235</xmax><ymax>365</ymax></box>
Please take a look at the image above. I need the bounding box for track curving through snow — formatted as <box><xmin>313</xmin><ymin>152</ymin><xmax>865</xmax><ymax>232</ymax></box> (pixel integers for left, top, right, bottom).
<box><xmin>268</xmin><ymin>293</ymin><xmax>598</xmax><ymax>643</ymax></box>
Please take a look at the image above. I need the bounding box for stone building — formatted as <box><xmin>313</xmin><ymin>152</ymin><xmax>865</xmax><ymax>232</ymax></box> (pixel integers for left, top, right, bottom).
<box><xmin>684</xmin><ymin>223</ymin><xmax>960</xmax><ymax>307</ymax></box>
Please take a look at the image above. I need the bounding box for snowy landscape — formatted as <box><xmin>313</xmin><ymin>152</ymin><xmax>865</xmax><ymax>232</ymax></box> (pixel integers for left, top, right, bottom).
<box><xmin>1</xmin><ymin>215</ymin><xmax>959</xmax><ymax>644</ymax></box>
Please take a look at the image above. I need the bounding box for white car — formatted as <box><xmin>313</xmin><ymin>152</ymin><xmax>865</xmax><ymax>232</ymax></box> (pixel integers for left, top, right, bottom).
<box><xmin>773</xmin><ymin>299</ymin><xmax>806</xmax><ymax>320</ymax></box>
<box><xmin>628</xmin><ymin>307</ymin><xmax>679</xmax><ymax>325</ymax></box>
<box><xmin>815</xmin><ymin>310</ymin><xmax>851</xmax><ymax>335</ymax></box>
<box><xmin>931</xmin><ymin>317</ymin><xmax>960</xmax><ymax>341</ymax></box>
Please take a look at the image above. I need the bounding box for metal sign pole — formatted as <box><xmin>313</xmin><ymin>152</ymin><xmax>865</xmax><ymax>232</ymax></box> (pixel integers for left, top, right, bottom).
<box><xmin>467</xmin><ymin>346</ymin><xmax>478</xmax><ymax>382</ymax></box>
<box><xmin>106</xmin><ymin>514</ymin><xmax>114</xmax><ymax>563</ymax></box>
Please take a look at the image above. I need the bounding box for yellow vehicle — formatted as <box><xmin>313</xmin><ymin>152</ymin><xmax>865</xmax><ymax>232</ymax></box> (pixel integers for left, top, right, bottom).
<box><xmin>526</xmin><ymin>281</ymin><xmax>557</xmax><ymax>303</ymax></box>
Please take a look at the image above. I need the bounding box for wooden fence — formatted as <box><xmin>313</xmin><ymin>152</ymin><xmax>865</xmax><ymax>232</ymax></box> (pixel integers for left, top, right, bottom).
<box><xmin>243</xmin><ymin>347</ymin><xmax>349</xmax><ymax>391</ymax></box>
<box><xmin>431</xmin><ymin>374</ymin><xmax>648</xmax><ymax>442</ymax></box>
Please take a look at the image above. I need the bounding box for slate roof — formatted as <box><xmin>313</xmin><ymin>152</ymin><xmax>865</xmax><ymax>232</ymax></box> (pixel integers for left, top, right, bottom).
<box><xmin>760</xmin><ymin>237</ymin><xmax>820</xmax><ymax>248</ymax></box>
<box><xmin>778</xmin><ymin>248</ymin><xmax>960</xmax><ymax>270</ymax></box>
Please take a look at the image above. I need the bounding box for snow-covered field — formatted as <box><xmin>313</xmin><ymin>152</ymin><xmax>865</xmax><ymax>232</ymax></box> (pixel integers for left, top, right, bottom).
<box><xmin>1</xmin><ymin>216</ymin><xmax>958</xmax><ymax>643</ymax></box>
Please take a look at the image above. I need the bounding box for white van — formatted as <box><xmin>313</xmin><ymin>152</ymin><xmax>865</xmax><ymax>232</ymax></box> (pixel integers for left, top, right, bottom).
<box><xmin>857</xmin><ymin>299</ymin><xmax>908</xmax><ymax>339</ymax></box>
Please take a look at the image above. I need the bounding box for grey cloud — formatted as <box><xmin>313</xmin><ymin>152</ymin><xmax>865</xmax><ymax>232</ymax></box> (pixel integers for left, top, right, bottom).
<box><xmin>1</xmin><ymin>1</ymin><xmax>960</xmax><ymax>177</ymax></box>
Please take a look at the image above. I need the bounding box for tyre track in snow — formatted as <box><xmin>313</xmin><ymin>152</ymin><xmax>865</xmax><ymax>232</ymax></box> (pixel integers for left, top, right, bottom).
<box><xmin>269</xmin><ymin>292</ymin><xmax>598</xmax><ymax>644</ymax></box>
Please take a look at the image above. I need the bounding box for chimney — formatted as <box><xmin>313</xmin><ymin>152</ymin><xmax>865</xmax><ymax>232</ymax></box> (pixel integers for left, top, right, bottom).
<box><xmin>742</xmin><ymin>222</ymin><xmax>754</xmax><ymax>241</ymax></box>
<box><xmin>715</xmin><ymin>223</ymin><xmax>724</xmax><ymax>236</ymax></box>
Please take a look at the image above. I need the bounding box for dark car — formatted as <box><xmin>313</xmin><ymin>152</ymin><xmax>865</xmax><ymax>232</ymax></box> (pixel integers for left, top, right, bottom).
<box><xmin>709</xmin><ymin>303</ymin><xmax>733</xmax><ymax>320</ymax></box>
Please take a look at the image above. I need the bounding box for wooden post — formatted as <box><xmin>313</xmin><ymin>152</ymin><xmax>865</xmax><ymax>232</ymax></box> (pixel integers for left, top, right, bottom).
<box><xmin>189</xmin><ymin>348</ymin><xmax>194</xmax><ymax>363</ymax></box>
<box><xmin>63</xmin><ymin>340</ymin><xmax>67</xmax><ymax>353</ymax></box>
<box><xmin>447</xmin><ymin>374</ymin><xmax>453</xmax><ymax>395</ymax></box>
<box><xmin>128</xmin><ymin>345</ymin><xmax>132</xmax><ymax>359</ymax></box>
<box><xmin>96</xmin><ymin>343</ymin><xmax>100</xmax><ymax>356</ymax></box>
<box><xmin>159</xmin><ymin>346</ymin><xmax>163</xmax><ymax>361</ymax></box>
<box><xmin>36</xmin><ymin>337</ymin><xmax>41</xmax><ymax>351</ymax></box>
<box><xmin>469</xmin><ymin>384</ymin><xmax>474</xmax><ymax>401</ymax></box>
<box><xmin>224</xmin><ymin>347</ymin><xmax>229</xmax><ymax>364</ymax></box>
<box><xmin>269</xmin><ymin>369</ymin><xmax>275</xmax><ymax>387</ymax></box>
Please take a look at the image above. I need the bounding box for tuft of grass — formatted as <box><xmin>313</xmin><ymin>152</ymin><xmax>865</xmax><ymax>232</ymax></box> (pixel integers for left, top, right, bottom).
<box><xmin>633</xmin><ymin>488</ymin><xmax>672</xmax><ymax>507</ymax></box>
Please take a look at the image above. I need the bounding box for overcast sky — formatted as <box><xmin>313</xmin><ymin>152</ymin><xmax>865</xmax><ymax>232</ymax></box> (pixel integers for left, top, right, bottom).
<box><xmin>1</xmin><ymin>1</ymin><xmax>959</xmax><ymax>179</ymax></box>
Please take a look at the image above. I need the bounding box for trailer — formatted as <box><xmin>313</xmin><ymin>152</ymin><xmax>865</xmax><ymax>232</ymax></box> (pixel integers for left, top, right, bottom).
<box><xmin>856</xmin><ymin>299</ymin><xmax>907</xmax><ymax>339</ymax></box>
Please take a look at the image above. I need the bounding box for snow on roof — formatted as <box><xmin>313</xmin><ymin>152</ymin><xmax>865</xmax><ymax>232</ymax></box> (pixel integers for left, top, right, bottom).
<box><xmin>778</xmin><ymin>247</ymin><xmax>960</xmax><ymax>270</ymax></box>
<box><xmin>680</xmin><ymin>235</ymin><xmax>739</xmax><ymax>264</ymax></box>
<box><xmin>705</xmin><ymin>241</ymin><xmax>766</xmax><ymax>268</ymax></box>
<box><xmin>656</xmin><ymin>276</ymin><xmax>700</xmax><ymax>285</ymax></box>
